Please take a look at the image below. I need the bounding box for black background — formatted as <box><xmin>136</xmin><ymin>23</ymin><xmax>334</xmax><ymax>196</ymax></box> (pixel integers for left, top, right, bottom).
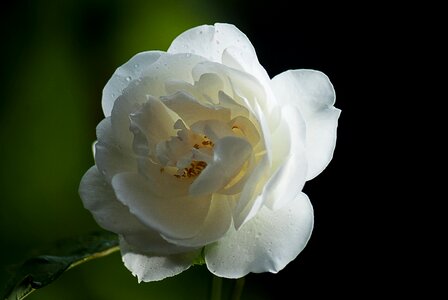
<box><xmin>234</xmin><ymin>2</ymin><xmax>433</xmax><ymax>298</ymax></box>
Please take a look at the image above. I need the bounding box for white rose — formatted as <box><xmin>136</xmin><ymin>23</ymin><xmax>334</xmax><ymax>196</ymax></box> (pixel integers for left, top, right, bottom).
<box><xmin>79</xmin><ymin>23</ymin><xmax>340</xmax><ymax>282</ymax></box>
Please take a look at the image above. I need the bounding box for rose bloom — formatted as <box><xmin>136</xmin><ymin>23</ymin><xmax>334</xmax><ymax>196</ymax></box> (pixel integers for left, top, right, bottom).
<box><xmin>79</xmin><ymin>23</ymin><xmax>340</xmax><ymax>282</ymax></box>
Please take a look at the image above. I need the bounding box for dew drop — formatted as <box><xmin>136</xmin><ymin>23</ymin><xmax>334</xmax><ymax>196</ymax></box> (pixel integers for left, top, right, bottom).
<box><xmin>126</xmin><ymin>76</ymin><xmax>132</xmax><ymax>81</ymax></box>
<box><xmin>185</xmin><ymin>53</ymin><xmax>191</xmax><ymax>58</ymax></box>
<box><xmin>199</xmin><ymin>30</ymin><xmax>203</xmax><ymax>34</ymax></box>
<box><xmin>134</xmin><ymin>63</ymin><xmax>139</xmax><ymax>68</ymax></box>
<box><xmin>216</xmin><ymin>40</ymin><xmax>220</xmax><ymax>45</ymax></box>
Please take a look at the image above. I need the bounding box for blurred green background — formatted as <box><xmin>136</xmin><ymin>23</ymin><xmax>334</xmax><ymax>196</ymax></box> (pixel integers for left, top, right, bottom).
<box><xmin>0</xmin><ymin>0</ymin><xmax>354</xmax><ymax>299</ymax></box>
<box><xmin>0</xmin><ymin>0</ymin><xmax>264</xmax><ymax>299</ymax></box>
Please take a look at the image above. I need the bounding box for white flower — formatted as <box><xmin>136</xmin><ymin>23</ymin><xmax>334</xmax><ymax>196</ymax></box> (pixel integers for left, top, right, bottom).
<box><xmin>79</xmin><ymin>23</ymin><xmax>340</xmax><ymax>282</ymax></box>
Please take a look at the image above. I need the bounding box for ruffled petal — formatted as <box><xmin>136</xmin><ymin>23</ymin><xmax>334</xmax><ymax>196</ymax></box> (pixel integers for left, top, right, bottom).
<box><xmin>189</xmin><ymin>136</ymin><xmax>252</xmax><ymax>196</ymax></box>
<box><xmin>102</xmin><ymin>51</ymin><xmax>164</xmax><ymax>117</ymax></box>
<box><xmin>205</xmin><ymin>192</ymin><xmax>313</xmax><ymax>278</ymax></box>
<box><xmin>120</xmin><ymin>238</ymin><xmax>199</xmax><ymax>282</ymax></box>
<box><xmin>111</xmin><ymin>172</ymin><xmax>211</xmax><ymax>239</ymax></box>
<box><xmin>129</xmin><ymin>95</ymin><xmax>177</xmax><ymax>157</ymax></box>
<box><xmin>161</xmin><ymin>91</ymin><xmax>230</xmax><ymax>126</ymax></box>
<box><xmin>271</xmin><ymin>69</ymin><xmax>340</xmax><ymax>180</ymax></box>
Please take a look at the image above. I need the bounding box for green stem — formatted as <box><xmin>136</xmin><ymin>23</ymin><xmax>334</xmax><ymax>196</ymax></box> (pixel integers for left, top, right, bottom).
<box><xmin>231</xmin><ymin>277</ymin><xmax>245</xmax><ymax>300</ymax></box>
<box><xmin>211</xmin><ymin>275</ymin><xmax>223</xmax><ymax>300</ymax></box>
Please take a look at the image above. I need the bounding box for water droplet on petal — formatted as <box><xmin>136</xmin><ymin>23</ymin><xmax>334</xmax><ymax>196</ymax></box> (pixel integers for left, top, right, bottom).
<box><xmin>216</xmin><ymin>40</ymin><xmax>220</xmax><ymax>45</ymax></box>
<box><xmin>126</xmin><ymin>76</ymin><xmax>132</xmax><ymax>81</ymax></box>
<box><xmin>134</xmin><ymin>63</ymin><xmax>139</xmax><ymax>68</ymax></box>
<box><xmin>199</xmin><ymin>30</ymin><xmax>203</xmax><ymax>34</ymax></box>
<box><xmin>185</xmin><ymin>53</ymin><xmax>191</xmax><ymax>58</ymax></box>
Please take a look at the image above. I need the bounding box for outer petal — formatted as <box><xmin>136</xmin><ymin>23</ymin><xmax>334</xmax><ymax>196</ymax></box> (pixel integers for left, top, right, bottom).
<box><xmin>120</xmin><ymin>238</ymin><xmax>199</xmax><ymax>282</ymax></box>
<box><xmin>205</xmin><ymin>192</ymin><xmax>313</xmax><ymax>278</ymax></box>
<box><xmin>80</xmin><ymin>166</ymin><xmax>190</xmax><ymax>254</ymax></box>
<box><xmin>168</xmin><ymin>23</ymin><xmax>256</xmax><ymax>70</ymax></box>
<box><xmin>79</xmin><ymin>166</ymin><xmax>143</xmax><ymax>234</ymax></box>
<box><xmin>111</xmin><ymin>172</ymin><xmax>211</xmax><ymax>239</ymax></box>
<box><xmin>102</xmin><ymin>51</ymin><xmax>164</xmax><ymax>117</ymax></box>
<box><xmin>271</xmin><ymin>69</ymin><xmax>341</xmax><ymax>180</ymax></box>
<box><xmin>95</xmin><ymin>117</ymin><xmax>136</xmax><ymax>181</ymax></box>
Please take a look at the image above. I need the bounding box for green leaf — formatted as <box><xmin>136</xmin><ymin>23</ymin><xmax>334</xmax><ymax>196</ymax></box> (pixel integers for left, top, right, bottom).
<box><xmin>1</xmin><ymin>230</ymin><xmax>119</xmax><ymax>300</ymax></box>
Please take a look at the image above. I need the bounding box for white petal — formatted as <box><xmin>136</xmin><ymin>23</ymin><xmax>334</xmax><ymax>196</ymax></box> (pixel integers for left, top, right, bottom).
<box><xmin>232</xmin><ymin>154</ymin><xmax>270</xmax><ymax>229</ymax></box>
<box><xmin>140</xmin><ymin>53</ymin><xmax>208</xmax><ymax>98</ymax></box>
<box><xmin>263</xmin><ymin>106</ymin><xmax>307</xmax><ymax>210</ymax></box>
<box><xmin>162</xmin><ymin>195</ymin><xmax>232</xmax><ymax>247</ymax></box>
<box><xmin>218</xmin><ymin>91</ymin><xmax>249</xmax><ymax>119</ymax></box>
<box><xmin>194</xmin><ymin>73</ymin><xmax>224</xmax><ymax>103</ymax></box>
<box><xmin>109</xmin><ymin>92</ymin><xmax>143</xmax><ymax>151</ymax></box>
<box><xmin>112</xmin><ymin>172</ymin><xmax>211</xmax><ymax>239</ymax></box>
<box><xmin>95</xmin><ymin>117</ymin><xmax>136</xmax><ymax>181</ymax></box>
<box><xmin>271</xmin><ymin>69</ymin><xmax>341</xmax><ymax>180</ymax></box>
<box><xmin>189</xmin><ymin>136</ymin><xmax>252</xmax><ymax>196</ymax></box>
<box><xmin>168</xmin><ymin>23</ymin><xmax>275</xmax><ymax>108</ymax></box>
<box><xmin>79</xmin><ymin>166</ymin><xmax>143</xmax><ymax>234</ymax></box>
<box><xmin>138</xmin><ymin>157</ymin><xmax>192</xmax><ymax>198</ymax></box>
<box><xmin>192</xmin><ymin>61</ymin><xmax>266</xmax><ymax>113</ymax></box>
<box><xmin>120</xmin><ymin>238</ymin><xmax>199</xmax><ymax>282</ymax></box>
<box><xmin>229</xmin><ymin>116</ymin><xmax>260</xmax><ymax>147</ymax></box>
<box><xmin>164</xmin><ymin>79</ymin><xmax>196</xmax><ymax>97</ymax></box>
<box><xmin>94</xmin><ymin>143</ymin><xmax>136</xmax><ymax>182</ymax></box>
<box><xmin>205</xmin><ymin>192</ymin><xmax>314</xmax><ymax>278</ymax></box>
<box><xmin>168</xmin><ymin>23</ymin><xmax>256</xmax><ymax>67</ymax></box>
<box><xmin>121</xmin><ymin>231</ymin><xmax>195</xmax><ymax>255</ymax></box>
<box><xmin>129</xmin><ymin>95</ymin><xmax>177</xmax><ymax>156</ymax></box>
<box><xmin>190</xmin><ymin>119</ymin><xmax>235</xmax><ymax>141</ymax></box>
<box><xmin>161</xmin><ymin>91</ymin><xmax>230</xmax><ymax>126</ymax></box>
<box><xmin>102</xmin><ymin>51</ymin><xmax>164</xmax><ymax>117</ymax></box>
<box><xmin>80</xmin><ymin>166</ymin><xmax>191</xmax><ymax>255</ymax></box>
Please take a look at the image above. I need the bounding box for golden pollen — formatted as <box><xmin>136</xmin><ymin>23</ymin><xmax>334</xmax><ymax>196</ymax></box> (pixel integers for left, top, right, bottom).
<box><xmin>201</xmin><ymin>136</ymin><xmax>214</xmax><ymax>148</ymax></box>
<box><xmin>174</xmin><ymin>160</ymin><xmax>208</xmax><ymax>179</ymax></box>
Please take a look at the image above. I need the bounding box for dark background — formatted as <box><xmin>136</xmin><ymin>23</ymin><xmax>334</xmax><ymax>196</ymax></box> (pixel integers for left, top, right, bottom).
<box><xmin>0</xmin><ymin>0</ymin><xmax>428</xmax><ymax>299</ymax></box>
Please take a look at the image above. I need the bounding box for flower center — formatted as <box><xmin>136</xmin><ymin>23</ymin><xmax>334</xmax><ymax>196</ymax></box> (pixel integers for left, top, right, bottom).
<box><xmin>173</xmin><ymin>160</ymin><xmax>208</xmax><ymax>179</ymax></box>
<box><xmin>193</xmin><ymin>136</ymin><xmax>214</xmax><ymax>149</ymax></box>
<box><xmin>156</xmin><ymin>121</ymin><xmax>215</xmax><ymax>180</ymax></box>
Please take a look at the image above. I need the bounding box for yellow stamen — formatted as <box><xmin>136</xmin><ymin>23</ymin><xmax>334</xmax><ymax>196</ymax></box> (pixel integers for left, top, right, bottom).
<box><xmin>174</xmin><ymin>160</ymin><xmax>207</xmax><ymax>179</ymax></box>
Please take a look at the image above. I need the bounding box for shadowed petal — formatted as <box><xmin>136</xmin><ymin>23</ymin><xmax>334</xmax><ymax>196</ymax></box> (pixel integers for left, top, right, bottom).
<box><xmin>120</xmin><ymin>238</ymin><xmax>199</xmax><ymax>282</ymax></box>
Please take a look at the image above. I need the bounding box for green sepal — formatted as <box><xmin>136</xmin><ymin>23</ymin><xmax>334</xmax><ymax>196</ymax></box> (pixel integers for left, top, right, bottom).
<box><xmin>191</xmin><ymin>247</ymin><xmax>206</xmax><ymax>266</ymax></box>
